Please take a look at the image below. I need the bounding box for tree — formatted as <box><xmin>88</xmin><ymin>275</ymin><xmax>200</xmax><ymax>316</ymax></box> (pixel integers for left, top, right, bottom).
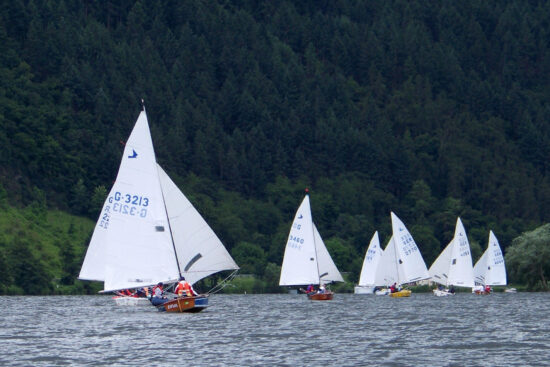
<box><xmin>506</xmin><ymin>224</ymin><xmax>550</xmax><ymax>290</ymax></box>
<box><xmin>231</xmin><ymin>241</ymin><xmax>267</xmax><ymax>276</ymax></box>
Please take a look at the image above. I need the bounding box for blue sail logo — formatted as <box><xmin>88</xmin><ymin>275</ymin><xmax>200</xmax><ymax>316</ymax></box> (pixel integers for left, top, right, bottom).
<box><xmin>128</xmin><ymin>149</ymin><xmax>138</xmax><ymax>159</ymax></box>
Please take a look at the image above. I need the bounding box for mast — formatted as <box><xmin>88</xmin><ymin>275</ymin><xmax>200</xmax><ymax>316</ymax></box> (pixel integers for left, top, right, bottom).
<box><xmin>143</xmin><ymin>101</ymin><xmax>183</xmax><ymax>279</ymax></box>
<box><xmin>307</xmin><ymin>188</ymin><xmax>322</xmax><ymax>285</ymax></box>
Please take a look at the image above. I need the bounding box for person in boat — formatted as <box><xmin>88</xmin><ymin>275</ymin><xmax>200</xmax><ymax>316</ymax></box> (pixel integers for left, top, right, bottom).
<box><xmin>116</xmin><ymin>289</ymin><xmax>134</xmax><ymax>297</ymax></box>
<box><xmin>317</xmin><ymin>283</ymin><xmax>326</xmax><ymax>294</ymax></box>
<box><xmin>484</xmin><ymin>285</ymin><xmax>491</xmax><ymax>294</ymax></box>
<box><xmin>174</xmin><ymin>276</ymin><xmax>198</xmax><ymax>297</ymax></box>
<box><xmin>306</xmin><ymin>284</ymin><xmax>315</xmax><ymax>294</ymax></box>
<box><xmin>150</xmin><ymin>282</ymin><xmax>167</xmax><ymax>306</ymax></box>
<box><xmin>135</xmin><ymin>288</ymin><xmax>147</xmax><ymax>298</ymax></box>
<box><xmin>390</xmin><ymin>283</ymin><xmax>397</xmax><ymax>293</ymax></box>
<box><xmin>449</xmin><ymin>285</ymin><xmax>456</xmax><ymax>294</ymax></box>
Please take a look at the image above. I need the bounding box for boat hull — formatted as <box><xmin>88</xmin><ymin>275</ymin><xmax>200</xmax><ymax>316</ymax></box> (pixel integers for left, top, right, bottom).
<box><xmin>157</xmin><ymin>295</ymin><xmax>209</xmax><ymax>313</ymax></box>
<box><xmin>390</xmin><ymin>289</ymin><xmax>412</xmax><ymax>298</ymax></box>
<box><xmin>433</xmin><ymin>289</ymin><xmax>454</xmax><ymax>297</ymax></box>
<box><xmin>113</xmin><ymin>296</ymin><xmax>151</xmax><ymax>306</ymax></box>
<box><xmin>354</xmin><ymin>286</ymin><xmax>376</xmax><ymax>294</ymax></box>
<box><xmin>307</xmin><ymin>292</ymin><xmax>334</xmax><ymax>301</ymax></box>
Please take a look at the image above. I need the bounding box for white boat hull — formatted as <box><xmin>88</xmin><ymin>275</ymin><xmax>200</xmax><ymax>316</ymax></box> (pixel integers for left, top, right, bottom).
<box><xmin>354</xmin><ymin>286</ymin><xmax>376</xmax><ymax>294</ymax></box>
<box><xmin>433</xmin><ymin>289</ymin><xmax>454</xmax><ymax>297</ymax></box>
<box><xmin>375</xmin><ymin>288</ymin><xmax>390</xmax><ymax>296</ymax></box>
<box><xmin>113</xmin><ymin>296</ymin><xmax>151</xmax><ymax>306</ymax></box>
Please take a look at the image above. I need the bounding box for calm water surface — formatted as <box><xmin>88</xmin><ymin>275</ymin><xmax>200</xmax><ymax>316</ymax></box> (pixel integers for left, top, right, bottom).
<box><xmin>0</xmin><ymin>293</ymin><xmax>549</xmax><ymax>366</ymax></box>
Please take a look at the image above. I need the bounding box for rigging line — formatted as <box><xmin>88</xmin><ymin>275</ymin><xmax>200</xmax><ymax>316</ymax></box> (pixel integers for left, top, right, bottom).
<box><xmin>205</xmin><ymin>269</ymin><xmax>239</xmax><ymax>295</ymax></box>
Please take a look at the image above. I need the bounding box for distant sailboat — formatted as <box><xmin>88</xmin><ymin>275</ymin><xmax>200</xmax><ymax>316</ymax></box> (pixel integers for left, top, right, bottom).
<box><xmin>354</xmin><ymin>232</ymin><xmax>383</xmax><ymax>294</ymax></box>
<box><xmin>79</xmin><ymin>107</ymin><xmax>239</xmax><ymax>311</ymax></box>
<box><xmin>429</xmin><ymin>218</ymin><xmax>474</xmax><ymax>296</ymax></box>
<box><xmin>472</xmin><ymin>231</ymin><xmax>506</xmax><ymax>294</ymax></box>
<box><xmin>279</xmin><ymin>191</ymin><xmax>343</xmax><ymax>300</ymax></box>
<box><xmin>375</xmin><ymin>212</ymin><xmax>430</xmax><ymax>297</ymax></box>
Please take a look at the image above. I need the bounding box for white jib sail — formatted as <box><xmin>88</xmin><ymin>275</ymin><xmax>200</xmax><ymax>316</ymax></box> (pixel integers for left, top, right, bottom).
<box><xmin>279</xmin><ymin>195</ymin><xmax>320</xmax><ymax>286</ymax></box>
<box><xmin>157</xmin><ymin>165</ymin><xmax>239</xmax><ymax>286</ymax></box>
<box><xmin>391</xmin><ymin>212</ymin><xmax>430</xmax><ymax>284</ymax></box>
<box><xmin>79</xmin><ymin>111</ymin><xmax>180</xmax><ymax>292</ymax></box>
<box><xmin>473</xmin><ymin>249</ymin><xmax>488</xmax><ymax>285</ymax></box>
<box><xmin>358</xmin><ymin>231</ymin><xmax>383</xmax><ymax>286</ymax></box>
<box><xmin>374</xmin><ymin>236</ymin><xmax>399</xmax><ymax>286</ymax></box>
<box><xmin>428</xmin><ymin>239</ymin><xmax>453</xmax><ymax>286</ymax></box>
<box><xmin>313</xmin><ymin>223</ymin><xmax>344</xmax><ymax>283</ymax></box>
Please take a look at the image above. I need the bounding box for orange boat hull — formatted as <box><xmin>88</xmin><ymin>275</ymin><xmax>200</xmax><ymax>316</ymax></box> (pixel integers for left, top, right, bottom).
<box><xmin>158</xmin><ymin>295</ymin><xmax>208</xmax><ymax>313</ymax></box>
<box><xmin>307</xmin><ymin>292</ymin><xmax>334</xmax><ymax>301</ymax></box>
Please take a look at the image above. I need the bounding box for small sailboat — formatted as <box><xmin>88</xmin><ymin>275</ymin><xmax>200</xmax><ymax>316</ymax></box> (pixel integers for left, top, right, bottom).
<box><xmin>374</xmin><ymin>212</ymin><xmax>430</xmax><ymax>297</ymax></box>
<box><xmin>472</xmin><ymin>231</ymin><xmax>506</xmax><ymax>294</ymax></box>
<box><xmin>354</xmin><ymin>231</ymin><xmax>383</xmax><ymax>294</ymax></box>
<box><xmin>79</xmin><ymin>107</ymin><xmax>239</xmax><ymax>312</ymax></box>
<box><xmin>279</xmin><ymin>191</ymin><xmax>344</xmax><ymax>300</ymax></box>
<box><xmin>428</xmin><ymin>218</ymin><xmax>474</xmax><ymax>296</ymax></box>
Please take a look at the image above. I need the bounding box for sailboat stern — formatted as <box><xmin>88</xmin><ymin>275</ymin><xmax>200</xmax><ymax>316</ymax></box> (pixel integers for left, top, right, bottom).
<box><xmin>157</xmin><ymin>295</ymin><xmax>209</xmax><ymax>313</ymax></box>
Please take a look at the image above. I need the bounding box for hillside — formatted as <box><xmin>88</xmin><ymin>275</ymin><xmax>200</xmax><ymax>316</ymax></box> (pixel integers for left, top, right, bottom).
<box><xmin>1</xmin><ymin>1</ymin><xmax>549</xmax><ymax>293</ymax></box>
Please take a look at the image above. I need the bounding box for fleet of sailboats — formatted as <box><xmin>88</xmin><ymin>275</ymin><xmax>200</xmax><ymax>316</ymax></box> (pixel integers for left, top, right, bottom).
<box><xmin>79</xmin><ymin>105</ymin><xmax>513</xmax><ymax>309</ymax></box>
<box><xmin>78</xmin><ymin>108</ymin><xmax>239</xmax><ymax>312</ymax></box>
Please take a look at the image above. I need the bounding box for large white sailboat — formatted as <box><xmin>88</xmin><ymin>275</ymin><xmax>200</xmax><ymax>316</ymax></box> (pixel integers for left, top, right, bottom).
<box><xmin>354</xmin><ymin>231</ymin><xmax>383</xmax><ymax>294</ymax></box>
<box><xmin>374</xmin><ymin>212</ymin><xmax>430</xmax><ymax>297</ymax></box>
<box><xmin>429</xmin><ymin>217</ymin><xmax>474</xmax><ymax>296</ymax></box>
<box><xmin>79</xmin><ymin>107</ymin><xmax>239</xmax><ymax>311</ymax></box>
<box><xmin>279</xmin><ymin>192</ymin><xmax>343</xmax><ymax>300</ymax></box>
<box><xmin>472</xmin><ymin>231</ymin><xmax>506</xmax><ymax>294</ymax></box>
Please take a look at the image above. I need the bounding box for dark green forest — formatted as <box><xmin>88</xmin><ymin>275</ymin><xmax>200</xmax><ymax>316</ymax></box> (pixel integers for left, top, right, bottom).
<box><xmin>1</xmin><ymin>0</ymin><xmax>550</xmax><ymax>294</ymax></box>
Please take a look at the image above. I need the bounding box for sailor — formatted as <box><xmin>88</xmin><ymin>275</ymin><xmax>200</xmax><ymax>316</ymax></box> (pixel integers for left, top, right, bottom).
<box><xmin>152</xmin><ymin>282</ymin><xmax>164</xmax><ymax>298</ymax></box>
<box><xmin>306</xmin><ymin>284</ymin><xmax>315</xmax><ymax>294</ymax></box>
<box><xmin>174</xmin><ymin>276</ymin><xmax>197</xmax><ymax>297</ymax></box>
<box><xmin>318</xmin><ymin>283</ymin><xmax>326</xmax><ymax>294</ymax></box>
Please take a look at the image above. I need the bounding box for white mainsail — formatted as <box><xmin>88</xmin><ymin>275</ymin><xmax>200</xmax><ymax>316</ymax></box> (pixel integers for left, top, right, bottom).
<box><xmin>429</xmin><ymin>217</ymin><xmax>474</xmax><ymax>287</ymax></box>
<box><xmin>357</xmin><ymin>232</ymin><xmax>383</xmax><ymax>287</ymax></box>
<box><xmin>390</xmin><ymin>212</ymin><xmax>430</xmax><ymax>285</ymax></box>
<box><xmin>79</xmin><ymin>109</ymin><xmax>238</xmax><ymax>292</ymax></box>
<box><xmin>473</xmin><ymin>231</ymin><xmax>507</xmax><ymax>286</ymax></box>
<box><xmin>279</xmin><ymin>194</ymin><xmax>343</xmax><ymax>286</ymax></box>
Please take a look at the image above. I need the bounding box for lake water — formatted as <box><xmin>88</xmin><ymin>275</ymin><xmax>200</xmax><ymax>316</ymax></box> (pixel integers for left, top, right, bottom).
<box><xmin>0</xmin><ymin>292</ymin><xmax>549</xmax><ymax>366</ymax></box>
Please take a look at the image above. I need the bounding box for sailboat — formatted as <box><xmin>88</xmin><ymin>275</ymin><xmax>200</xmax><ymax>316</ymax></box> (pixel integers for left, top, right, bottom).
<box><xmin>279</xmin><ymin>191</ymin><xmax>344</xmax><ymax>300</ymax></box>
<box><xmin>472</xmin><ymin>231</ymin><xmax>506</xmax><ymax>294</ymax></box>
<box><xmin>79</xmin><ymin>107</ymin><xmax>239</xmax><ymax>312</ymax></box>
<box><xmin>354</xmin><ymin>231</ymin><xmax>383</xmax><ymax>294</ymax></box>
<box><xmin>374</xmin><ymin>212</ymin><xmax>430</xmax><ymax>297</ymax></box>
<box><xmin>428</xmin><ymin>218</ymin><xmax>474</xmax><ymax>296</ymax></box>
